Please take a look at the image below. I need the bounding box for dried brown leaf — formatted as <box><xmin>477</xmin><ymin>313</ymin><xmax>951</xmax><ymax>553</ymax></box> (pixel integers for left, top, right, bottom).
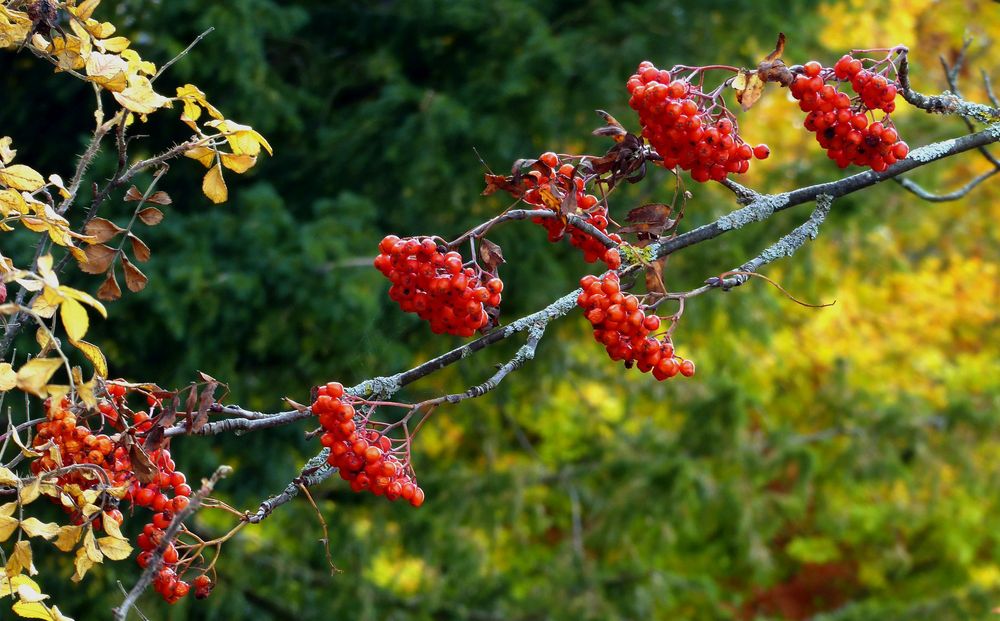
<box><xmin>482</xmin><ymin>173</ymin><xmax>524</xmax><ymax>198</ymax></box>
<box><xmin>128</xmin><ymin>233</ymin><xmax>151</xmax><ymax>263</ymax></box>
<box><xmin>96</xmin><ymin>269</ymin><xmax>121</xmax><ymax>302</ymax></box>
<box><xmin>194</xmin><ymin>381</ymin><xmax>218</xmax><ymax>432</ymax></box>
<box><xmin>477</xmin><ymin>238</ymin><xmax>506</xmax><ymax>273</ymax></box>
<box><xmin>618</xmin><ymin>204</ymin><xmax>675</xmax><ymax>236</ymax></box>
<box><xmin>83</xmin><ymin>218</ymin><xmax>124</xmax><ymax>244</ymax></box>
<box><xmin>123</xmin><ymin>185</ymin><xmax>143</xmax><ymax>202</ymax></box>
<box><xmin>120</xmin><ymin>256</ymin><xmax>147</xmax><ymax>293</ymax></box>
<box><xmin>79</xmin><ymin>244</ymin><xmax>117</xmax><ymax>275</ymax></box>
<box><xmin>592</xmin><ymin>109</ymin><xmax>628</xmax><ymax>142</ymax></box>
<box><xmin>765</xmin><ymin>32</ymin><xmax>786</xmax><ymax>62</ymax></box>
<box><xmin>145</xmin><ymin>191</ymin><xmax>172</xmax><ymax>206</ymax></box>
<box><xmin>128</xmin><ymin>443</ymin><xmax>157</xmax><ymax>484</ymax></box>
<box><xmin>137</xmin><ymin>207</ymin><xmax>164</xmax><ymax>225</ymax></box>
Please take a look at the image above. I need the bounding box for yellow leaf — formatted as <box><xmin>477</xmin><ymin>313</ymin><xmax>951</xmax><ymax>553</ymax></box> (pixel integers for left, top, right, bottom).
<box><xmin>73</xmin><ymin>339</ymin><xmax>107</xmax><ymax>378</ymax></box>
<box><xmin>75</xmin><ymin>373</ymin><xmax>97</xmax><ymax>410</ymax></box>
<box><xmin>59</xmin><ymin>297</ymin><xmax>88</xmax><ymax>342</ymax></box>
<box><xmin>119</xmin><ymin>49</ymin><xmax>155</xmax><ymax>77</ymax></box>
<box><xmin>18</xmin><ymin>478</ymin><xmax>40</xmax><ymax>505</ymax></box>
<box><xmin>0</xmin><ymin>514</ymin><xmax>18</xmax><ymax>542</ymax></box>
<box><xmin>112</xmin><ymin>76</ymin><xmax>170</xmax><ymax>115</ymax></box>
<box><xmin>75</xmin><ymin>0</ymin><xmax>102</xmax><ymax>21</ymax></box>
<box><xmin>0</xmin><ymin>363</ymin><xmax>15</xmax><ymax>391</ymax></box>
<box><xmin>84</xmin><ymin>52</ymin><xmax>128</xmax><ymax>92</ymax></box>
<box><xmin>15</xmin><ymin>583</ymin><xmax>47</xmax><ymax>604</ymax></box>
<box><xmin>0</xmin><ymin>136</ymin><xmax>15</xmax><ymax>164</ymax></box>
<box><xmin>19</xmin><ymin>518</ymin><xmax>58</xmax><ymax>541</ymax></box>
<box><xmin>0</xmin><ymin>165</ymin><xmax>45</xmax><ymax>192</ymax></box>
<box><xmin>82</xmin><ymin>527</ymin><xmax>103</xmax><ymax>563</ymax></box>
<box><xmin>6</xmin><ymin>540</ymin><xmax>35</xmax><ymax>576</ymax></box>
<box><xmin>49</xmin><ymin>605</ymin><xmax>74</xmax><ymax>621</ymax></box>
<box><xmin>8</xmin><ymin>425</ymin><xmax>40</xmax><ymax>460</ymax></box>
<box><xmin>96</xmin><ymin>536</ymin><xmax>132</xmax><ymax>561</ymax></box>
<box><xmin>221</xmin><ymin>153</ymin><xmax>257</xmax><ymax>174</ymax></box>
<box><xmin>0</xmin><ymin>7</ymin><xmax>32</xmax><ymax>50</ymax></box>
<box><xmin>0</xmin><ymin>573</ymin><xmax>40</xmax><ymax>598</ymax></box>
<box><xmin>202</xmin><ymin>164</ymin><xmax>228</xmax><ymax>204</ymax></box>
<box><xmin>58</xmin><ymin>286</ymin><xmax>106</xmax><ymax>319</ymax></box>
<box><xmin>53</xmin><ymin>525</ymin><xmax>82</xmax><ymax>553</ymax></box>
<box><xmin>184</xmin><ymin>146</ymin><xmax>216</xmax><ymax>168</ymax></box>
<box><xmin>15</xmin><ymin>358</ymin><xmax>63</xmax><ymax>398</ymax></box>
<box><xmin>96</xmin><ymin>36</ymin><xmax>129</xmax><ymax>53</ymax></box>
<box><xmin>31</xmin><ymin>292</ymin><xmax>59</xmax><ymax>320</ymax></box>
<box><xmin>733</xmin><ymin>69</ymin><xmax>766</xmax><ymax>111</ymax></box>
<box><xmin>12</xmin><ymin>599</ymin><xmax>55</xmax><ymax>620</ymax></box>
<box><xmin>71</xmin><ymin>548</ymin><xmax>93</xmax><ymax>582</ymax></box>
<box><xmin>0</xmin><ymin>189</ymin><xmax>26</xmax><ymax>216</ymax></box>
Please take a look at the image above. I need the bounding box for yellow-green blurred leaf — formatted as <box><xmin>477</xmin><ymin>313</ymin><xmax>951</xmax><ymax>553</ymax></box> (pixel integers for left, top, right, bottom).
<box><xmin>16</xmin><ymin>358</ymin><xmax>62</xmax><ymax>398</ymax></box>
<box><xmin>59</xmin><ymin>297</ymin><xmax>88</xmax><ymax>342</ymax></box>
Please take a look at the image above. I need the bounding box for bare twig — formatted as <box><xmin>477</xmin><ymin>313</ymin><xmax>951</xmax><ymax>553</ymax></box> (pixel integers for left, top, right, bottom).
<box><xmin>152</xmin><ymin>28</ymin><xmax>215</xmax><ymax>83</ymax></box>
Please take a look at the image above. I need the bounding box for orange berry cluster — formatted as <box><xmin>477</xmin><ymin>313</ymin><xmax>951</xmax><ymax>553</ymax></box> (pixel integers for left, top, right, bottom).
<box><xmin>790</xmin><ymin>59</ymin><xmax>908</xmax><ymax>171</ymax></box>
<box><xmin>627</xmin><ymin>62</ymin><xmax>767</xmax><ymax>182</ymax></box>
<box><xmin>577</xmin><ymin>272</ymin><xmax>695</xmax><ymax>381</ymax></box>
<box><xmin>374</xmin><ymin>235</ymin><xmax>502</xmax><ymax>337</ymax></box>
<box><xmin>30</xmin><ymin>384</ymin><xmax>211</xmax><ymax>605</ymax></box>
<box><xmin>313</xmin><ymin>382</ymin><xmax>425</xmax><ymax>507</ymax></box>
<box><xmin>524</xmin><ymin>152</ymin><xmax>623</xmax><ymax>267</ymax></box>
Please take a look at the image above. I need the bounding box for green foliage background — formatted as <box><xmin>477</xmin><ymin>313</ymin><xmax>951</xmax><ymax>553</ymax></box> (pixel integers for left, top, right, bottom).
<box><xmin>1</xmin><ymin>0</ymin><xmax>998</xmax><ymax>619</ymax></box>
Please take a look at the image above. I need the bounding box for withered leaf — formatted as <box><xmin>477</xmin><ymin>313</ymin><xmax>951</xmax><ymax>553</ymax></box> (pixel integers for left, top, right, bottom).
<box><xmin>137</xmin><ymin>207</ymin><xmax>164</xmax><ymax>225</ymax></box>
<box><xmin>128</xmin><ymin>443</ymin><xmax>157</xmax><ymax>484</ymax></box>
<box><xmin>592</xmin><ymin>109</ymin><xmax>628</xmax><ymax>142</ymax></box>
<box><xmin>120</xmin><ymin>256</ymin><xmax>148</xmax><ymax>293</ymax></box>
<box><xmin>197</xmin><ymin>371</ymin><xmax>219</xmax><ymax>383</ymax></box>
<box><xmin>84</xmin><ymin>218</ymin><xmax>124</xmax><ymax>244</ymax></box>
<box><xmin>618</xmin><ymin>204</ymin><xmax>675</xmax><ymax>237</ymax></box>
<box><xmin>194</xmin><ymin>381</ymin><xmax>218</xmax><ymax>432</ymax></box>
<box><xmin>141</xmin><ymin>424</ymin><xmax>165</xmax><ymax>452</ymax></box>
<box><xmin>477</xmin><ymin>238</ymin><xmax>505</xmax><ymax>273</ymax></box>
<box><xmin>145</xmin><ymin>191</ymin><xmax>172</xmax><ymax>206</ymax></box>
<box><xmin>183</xmin><ymin>383</ymin><xmax>198</xmax><ymax>431</ymax></box>
<box><xmin>482</xmin><ymin>174</ymin><xmax>524</xmax><ymax>198</ymax></box>
<box><xmin>123</xmin><ymin>185</ymin><xmax>143</xmax><ymax>202</ymax></box>
<box><xmin>645</xmin><ymin>258</ymin><xmax>667</xmax><ymax>296</ymax></box>
<box><xmin>765</xmin><ymin>32</ymin><xmax>786</xmax><ymax>62</ymax></box>
<box><xmin>733</xmin><ymin>69</ymin><xmax>766</xmax><ymax>111</ymax></box>
<box><xmin>96</xmin><ymin>269</ymin><xmax>121</xmax><ymax>302</ymax></box>
<box><xmin>127</xmin><ymin>233</ymin><xmax>151</xmax><ymax>263</ymax></box>
<box><xmin>79</xmin><ymin>244</ymin><xmax>117</xmax><ymax>275</ymax></box>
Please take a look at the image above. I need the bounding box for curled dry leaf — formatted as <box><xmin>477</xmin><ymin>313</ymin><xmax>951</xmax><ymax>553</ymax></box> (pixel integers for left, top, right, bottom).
<box><xmin>83</xmin><ymin>217</ymin><xmax>123</xmax><ymax>243</ymax></box>
<box><xmin>592</xmin><ymin>109</ymin><xmax>629</xmax><ymax>142</ymax></box>
<box><xmin>120</xmin><ymin>255</ymin><xmax>148</xmax><ymax>292</ymax></box>
<box><xmin>482</xmin><ymin>173</ymin><xmax>524</xmax><ymax>198</ymax></box>
<box><xmin>137</xmin><ymin>206</ymin><xmax>164</xmax><ymax>225</ymax></box>
<box><xmin>145</xmin><ymin>190</ymin><xmax>172</xmax><ymax>205</ymax></box>
<box><xmin>79</xmin><ymin>243</ymin><xmax>116</xmax><ymax>275</ymax></box>
<box><xmin>477</xmin><ymin>238</ymin><xmax>506</xmax><ymax>273</ymax></box>
<box><xmin>128</xmin><ymin>233</ymin><xmax>151</xmax><ymax>262</ymax></box>
<box><xmin>123</xmin><ymin>185</ymin><xmax>143</xmax><ymax>202</ymax></box>
<box><xmin>96</xmin><ymin>268</ymin><xmax>121</xmax><ymax>302</ymax></box>
<box><xmin>618</xmin><ymin>203</ymin><xmax>676</xmax><ymax>237</ymax></box>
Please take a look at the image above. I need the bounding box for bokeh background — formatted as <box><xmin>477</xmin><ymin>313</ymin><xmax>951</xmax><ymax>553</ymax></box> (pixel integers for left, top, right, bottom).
<box><xmin>2</xmin><ymin>0</ymin><xmax>999</xmax><ymax>619</ymax></box>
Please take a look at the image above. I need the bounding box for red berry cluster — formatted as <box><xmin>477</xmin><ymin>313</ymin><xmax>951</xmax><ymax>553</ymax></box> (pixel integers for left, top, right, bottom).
<box><xmin>312</xmin><ymin>382</ymin><xmax>425</xmax><ymax>507</ymax></box>
<box><xmin>834</xmin><ymin>55</ymin><xmax>897</xmax><ymax>113</ymax></box>
<box><xmin>374</xmin><ymin>235</ymin><xmax>502</xmax><ymax>337</ymax></box>
<box><xmin>523</xmin><ymin>152</ymin><xmax>622</xmax><ymax>267</ymax></box>
<box><xmin>789</xmin><ymin>59</ymin><xmax>908</xmax><ymax>171</ymax></box>
<box><xmin>30</xmin><ymin>384</ymin><xmax>212</xmax><ymax>605</ymax></box>
<box><xmin>627</xmin><ymin>62</ymin><xmax>768</xmax><ymax>182</ymax></box>
<box><xmin>577</xmin><ymin>272</ymin><xmax>695</xmax><ymax>380</ymax></box>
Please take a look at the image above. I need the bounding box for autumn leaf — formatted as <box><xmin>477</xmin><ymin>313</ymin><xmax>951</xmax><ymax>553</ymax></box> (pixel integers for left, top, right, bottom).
<box><xmin>128</xmin><ymin>233</ymin><xmax>151</xmax><ymax>262</ymax></box>
<box><xmin>96</xmin><ymin>269</ymin><xmax>121</xmax><ymax>302</ymax></box>
<box><xmin>592</xmin><ymin>109</ymin><xmax>629</xmax><ymax>142</ymax></box>
<box><xmin>112</xmin><ymin>75</ymin><xmax>170</xmax><ymax>115</ymax></box>
<box><xmin>83</xmin><ymin>218</ymin><xmax>123</xmax><ymax>243</ymax></box>
<box><xmin>53</xmin><ymin>525</ymin><xmax>82</xmax><ymax>553</ymax></box>
<box><xmin>97</xmin><ymin>535</ymin><xmax>132</xmax><ymax>561</ymax></box>
<box><xmin>220</xmin><ymin>153</ymin><xmax>257</xmax><ymax>173</ymax></box>
<box><xmin>184</xmin><ymin>146</ymin><xmax>216</xmax><ymax>168</ymax></box>
<box><xmin>618</xmin><ymin>203</ymin><xmax>676</xmax><ymax>237</ymax></box>
<box><xmin>0</xmin><ymin>136</ymin><xmax>15</xmax><ymax>164</ymax></box>
<box><xmin>84</xmin><ymin>52</ymin><xmax>128</xmax><ymax>92</ymax></box>
<box><xmin>732</xmin><ymin>69</ymin><xmax>766</xmax><ymax>111</ymax></box>
<box><xmin>482</xmin><ymin>173</ymin><xmax>524</xmax><ymax>198</ymax></box>
<box><xmin>0</xmin><ymin>362</ymin><xmax>15</xmax><ymax>391</ymax></box>
<box><xmin>478</xmin><ymin>238</ymin><xmax>506</xmax><ymax>273</ymax></box>
<box><xmin>71</xmin><ymin>548</ymin><xmax>93</xmax><ymax>582</ymax></box>
<box><xmin>78</xmin><ymin>243</ymin><xmax>116</xmax><ymax>275</ymax></box>
<box><xmin>202</xmin><ymin>163</ymin><xmax>228</xmax><ymax>204</ymax></box>
<box><xmin>0</xmin><ymin>164</ymin><xmax>45</xmax><ymax>192</ymax></box>
<box><xmin>0</xmin><ymin>188</ymin><xmax>25</xmax><ymax>216</ymax></box>
<box><xmin>120</xmin><ymin>256</ymin><xmax>147</xmax><ymax>292</ymax></box>
<box><xmin>20</xmin><ymin>518</ymin><xmax>59</xmax><ymax>540</ymax></box>
<box><xmin>145</xmin><ymin>190</ymin><xmax>172</xmax><ymax>205</ymax></box>
<box><xmin>18</xmin><ymin>478</ymin><xmax>41</xmax><ymax>505</ymax></box>
<box><xmin>6</xmin><ymin>540</ymin><xmax>35</xmax><ymax>576</ymax></box>
<box><xmin>59</xmin><ymin>297</ymin><xmax>89</xmax><ymax>342</ymax></box>
<box><xmin>137</xmin><ymin>207</ymin><xmax>164</xmax><ymax>225</ymax></box>
<box><xmin>15</xmin><ymin>358</ymin><xmax>63</xmax><ymax>398</ymax></box>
